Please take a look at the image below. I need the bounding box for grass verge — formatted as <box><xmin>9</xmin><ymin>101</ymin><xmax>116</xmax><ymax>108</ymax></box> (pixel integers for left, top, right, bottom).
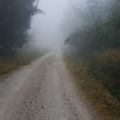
<box><xmin>0</xmin><ymin>51</ymin><xmax>43</xmax><ymax>76</ymax></box>
<box><xmin>65</xmin><ymin>56</ymin><xmax>120</xmax><ymax>120</ymax></box>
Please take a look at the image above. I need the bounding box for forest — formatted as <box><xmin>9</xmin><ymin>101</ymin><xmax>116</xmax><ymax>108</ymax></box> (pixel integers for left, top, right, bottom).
<box><xmin>0</xmin><ymin>0</ymin><xmax>41</xmax><ymax>56</ymax></box>
<box><xmin>0</xmin><ymin>0</ymin><xmax>43</xmax><ymax>75</ymax></box>
<box><xmin>65</xmin><ymin>0</ymin><xmax>120</xmax><ymax>100</ymax></box>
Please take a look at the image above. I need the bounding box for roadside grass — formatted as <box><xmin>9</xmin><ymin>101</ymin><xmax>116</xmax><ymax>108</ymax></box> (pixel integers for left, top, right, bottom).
<box><xmin>0</xmin><ymin>51</ymin><xmax>43</xmax><ymax>76</ymax></box>
<box><xmin>0</xmin><ymin>62</ymin><xmax>17</xmax><ymax>75</ymax></box>
<box><xmin>65</xmin><ymin>56</ymin><xmax>120</xmax><ymax>120</ymax></box>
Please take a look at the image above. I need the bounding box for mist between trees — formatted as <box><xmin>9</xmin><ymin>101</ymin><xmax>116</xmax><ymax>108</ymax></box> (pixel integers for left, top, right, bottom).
<box><xmin>65</xmin><ymin>0</ymin><xmax>120</xmax><ymax>100</ymax></box>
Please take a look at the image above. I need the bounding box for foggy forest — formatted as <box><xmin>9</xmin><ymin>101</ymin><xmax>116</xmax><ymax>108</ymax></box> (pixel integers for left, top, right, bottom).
<box><xmin>0</xmin><ymin>0</ymin><xmax>120</xmax><ymax>120</ymax></box>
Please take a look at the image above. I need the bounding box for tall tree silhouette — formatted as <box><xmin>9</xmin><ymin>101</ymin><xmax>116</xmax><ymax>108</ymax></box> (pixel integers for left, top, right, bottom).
<box><xmin>0</xmin><ymin>0</ymin><xmax>41</xmax><ymax>56</ymax></box>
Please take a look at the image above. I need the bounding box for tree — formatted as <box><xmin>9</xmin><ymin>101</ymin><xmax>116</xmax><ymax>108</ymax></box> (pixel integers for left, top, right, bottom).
<box><xmin>0</xmin><ymin>0</ymin><xmax>41</xmax><ymax>56</ymax></box>
<box><xmin>65</xmin><ymin>0</ymin><xmax>120</xmax><ymax>56</ymax></box>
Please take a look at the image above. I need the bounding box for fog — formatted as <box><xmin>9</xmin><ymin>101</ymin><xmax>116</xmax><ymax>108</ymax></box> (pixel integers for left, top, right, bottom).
<box><xmin>0</xmin><ymin>0</ymin><xmax>116</xmax><ymax>55</ymax></box>
<box><xmin>29</xmin><ymin>0</ymin><xmax>87</xmax><ymax>49</ymax></box>
<box><xmin>29</xmin><ymin>0</ymin><xmax>114</xmax><ymax>51</ymax></box>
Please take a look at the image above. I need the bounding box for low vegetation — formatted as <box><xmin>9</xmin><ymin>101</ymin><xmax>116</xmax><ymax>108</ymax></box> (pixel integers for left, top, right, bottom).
<box><xmin>0</xmin><ymin>51</ymin><xmax>42</xmax><ymax>76</ymax></box>
<box><xmin>87</xmin><ymin>48</ymin><xmax>120</xmax><ymax>100</ymax></box>
<box><xmin>65</xmin><ymin>56</ymin><xmax>120</xmax><ymax>120</ymax></box>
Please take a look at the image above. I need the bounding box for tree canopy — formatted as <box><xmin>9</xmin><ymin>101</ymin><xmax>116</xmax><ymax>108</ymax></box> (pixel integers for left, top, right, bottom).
<box><xmin>65</xmin><ymin>0</ymin><xmax>120</xmax><ymax>57</ymax></box>
<box><xmin>0</xmin><ymin>0</ymin><xmax>41</xmax><ymax>56</ymax></box>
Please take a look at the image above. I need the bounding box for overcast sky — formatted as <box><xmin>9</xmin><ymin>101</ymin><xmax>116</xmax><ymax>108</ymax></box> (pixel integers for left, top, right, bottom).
<box><xmin>30</xmin><ymin>0</ymin><xmax>87</xmax><ymax>49</ymax></box>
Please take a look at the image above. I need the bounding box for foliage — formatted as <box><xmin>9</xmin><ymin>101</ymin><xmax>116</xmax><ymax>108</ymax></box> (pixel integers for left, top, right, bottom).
<box><xmin>65</xmin><ymin>56</ymin><xmax>120</xmax><ymax>120</ymax></box>
<box><xmin>88</xmin><ymin>49</ymin><xmax>120</xmax><ymax>100</ymax></box>
<box><xmin>65</xmin><ymin>0</ymin><xmax>120</xmax><ymax>54</ymax></box>
<box><xmin>0</xmin><ymin>0</ymin><xmax>41</xmax><ymax>56</ymax></box>
<box><xmin>65</xmin><ymin>0</ymin><xmax>120</xmax><ymax>100</ymax></box>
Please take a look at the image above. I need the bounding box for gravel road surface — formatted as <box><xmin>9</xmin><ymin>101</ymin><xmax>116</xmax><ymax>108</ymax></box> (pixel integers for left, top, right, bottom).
<box><xmin>0</xmin><ymin>52</ymin><xmax>98</xmax><ymax>120</ymax></box>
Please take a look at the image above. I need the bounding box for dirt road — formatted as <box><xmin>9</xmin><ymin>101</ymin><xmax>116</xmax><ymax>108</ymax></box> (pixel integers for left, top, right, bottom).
<box><xmin>0</xmin><ymin>52</ymin><xmax>98</xmax><ymax>120</ymax></box>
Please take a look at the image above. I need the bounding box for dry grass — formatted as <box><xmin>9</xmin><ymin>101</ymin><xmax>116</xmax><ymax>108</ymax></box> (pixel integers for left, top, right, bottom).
<box><xmin>0</xmin><ymin>63</ymin><xmax>17</xmax><ymax>75</ymax></box>
<box><xmin>88</xmin><ymin>48</ymin><xmax>120</xmax><ymax>100</ymax></box>
<box><xmin>0</xmin><ymin>52</ymin><xmax>42</xmax><ymax>76</ymax></box>
<box><xmin>65</xmin><ymin>56</ymin><xmax>120</xmax><ymax>120</ymax></box>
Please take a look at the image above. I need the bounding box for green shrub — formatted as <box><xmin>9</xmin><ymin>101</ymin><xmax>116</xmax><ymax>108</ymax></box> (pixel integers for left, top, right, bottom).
<box><xmin>88</xmin><ymin>48</ymin><xmax>120</xmax><ymax>100</ymax></box>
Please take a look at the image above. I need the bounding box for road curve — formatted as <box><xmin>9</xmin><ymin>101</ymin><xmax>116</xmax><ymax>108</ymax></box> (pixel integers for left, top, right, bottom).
<box><xmin>0</xmin><ymin>51</ymin><xmax>98</xmax><ymax>120</ymax></box>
